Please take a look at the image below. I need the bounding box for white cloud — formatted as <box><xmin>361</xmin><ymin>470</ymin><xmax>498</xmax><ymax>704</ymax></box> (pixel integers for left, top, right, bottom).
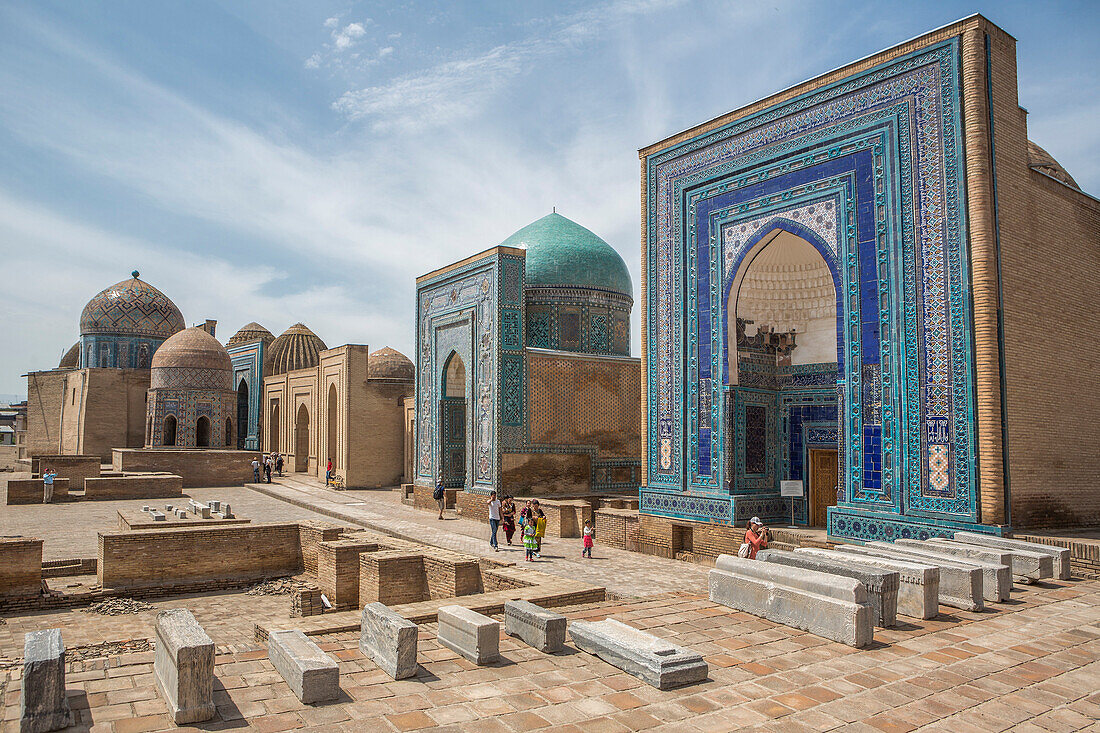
<box><xmin>333</xmin><ymin>21</ymin><xmax>367</xmax><ymax>51</ymax></box>
<box><xmin>378</xmin><ymin>46</ymin><xmax>394</xmax><ymax>58</ymax></box>
<box><xmin>323</xmin><ymin>17</ymin><xmax>338</xmax><ymax>29</ymax></box>
<box><xmin>304</xmin><ymin>52</ymin><xmax>320</xmax><ymax>69</ymax></box>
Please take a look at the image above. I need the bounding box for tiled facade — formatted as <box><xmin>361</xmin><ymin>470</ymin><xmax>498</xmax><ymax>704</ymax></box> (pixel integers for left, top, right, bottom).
<box><xmin>640</xmin><ymin>18</ymin><xmax>1064</xmax><ymax>542</ymax></box>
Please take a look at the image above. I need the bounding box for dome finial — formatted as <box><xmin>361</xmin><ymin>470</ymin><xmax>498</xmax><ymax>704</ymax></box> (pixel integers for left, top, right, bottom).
<box><xmin>552</xmin><ymin>206</ymin><xmax>556</xmax><ymax>213</ymax></box>
<box><xmin>131</xmin><ymin>270</ymin><xmax>140</xmax><ymax>279</ymax></box>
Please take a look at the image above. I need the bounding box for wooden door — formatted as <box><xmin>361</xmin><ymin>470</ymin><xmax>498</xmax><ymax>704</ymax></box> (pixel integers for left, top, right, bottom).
<box><xmin>810</xmin><ymin>449</ymin><xmax>839</xmax><ymax>527</ymax></box>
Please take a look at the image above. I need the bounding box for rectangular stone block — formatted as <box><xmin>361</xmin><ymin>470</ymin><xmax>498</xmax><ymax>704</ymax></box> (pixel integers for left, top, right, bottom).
<box><xmin>568</xmin><ymin>618</ymin><xmax>708</xmax><ymax>690</ymax></box>
<box><xmin>954</xmin><ymin>531</ymin><xmax>1071</xmax><ymax>580</ymax></box>
<box><xmin>20</xmin><ymin>629</ymin><xmax>71</xmax><ymax>733</ymax></box>
<box><xmin>927</xmin><ymin>538</ymin><xmax>1053</xmax><ymax>581</ymax></box>
<box><xmin>800</xmin><ymin>547</ymin><xmax>940</xmax><ymax>620</ymax></box>
<box><xmin>151</xmin><ymin>512</ymin><xmax>166</xmax><ymax>521</ymax></box>
<box><xmin>154</xmin><ymin>609</ymin><xmax>215</xmax><ymax>724</ymax></box>
<box><xmin>841</xmin><ymin>544</ymin><xmax>985</xmax><ymax>610</ymax></box>
<box><xmin>359</xmin><ymin>603</ymin><xmax>419</xmax><ymax>680</ymax></box>
<box><xmin>504</xmin><ymin>600</ymin><xmax>567</xmax><ymax>652</ymax></box>
<box><xmin>710</xmin><ymin>555</ymin><xmax>874</xmax><ymax>648</ymax></box>
<box><xmin>267</xmin><ymin>629</ymin><xmax>339</xmax><ymax>704</ymax></box>
<box><xmin>437</xmin><ymin>605</ymin><xmax>499</xmax><ymax>665</ymax></box>
<box><xmin>759</xmin><ymin>549</ymin><xmax>899</xmax><ymax>627</ymax></box>
<box><xmin>885</xmin><ymin>540</ymin><xmax>1012</xmax><ymax>601</ymax></box>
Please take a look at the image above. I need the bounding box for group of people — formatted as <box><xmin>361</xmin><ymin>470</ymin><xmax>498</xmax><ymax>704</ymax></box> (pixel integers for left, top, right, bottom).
<box><xmin>251</xmin><ymin>453</ymin><xmax>284</xmax><ymax>483</ymax></box>
<box><xmin>486</xmin><ymin>491</ymin><xmax>595</xmax><ymax>561</ymax></box>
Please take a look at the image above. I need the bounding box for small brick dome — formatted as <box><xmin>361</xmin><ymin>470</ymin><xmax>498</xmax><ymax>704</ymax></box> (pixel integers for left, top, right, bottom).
<box><xmin>227</xmin><ymin>322</ymin><xmax>275</xmax><ymax>347</ymax></box>
<box><xmin>58</xmin><ymin>342</ymin><xmax>80</xmax><ymax>369</ymax></box>
<box><xmin>150</xmin><ymin>327</ymin><xmax>234</xmax><ymax>390</ymax></box>
<box><xmin>368</xmin><ymin>347</ymin><xmax>414</xmax><ymax>381</ymax></box>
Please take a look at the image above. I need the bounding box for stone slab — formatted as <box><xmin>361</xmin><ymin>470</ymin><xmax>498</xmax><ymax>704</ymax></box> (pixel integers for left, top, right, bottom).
<box><xmin>832</xmin><ymin>544</ymin><xmax>984</xmax><ymax>611</ymax></box>
<box><xmin>799</xmin><ymin>547</ymin><xmax>940</xmax><ymax>620</ymax></box>
<box><xmin>267</xmin><ymin>630</ymin><xmax>339</xmax><ymax>704</ymax></box>
<box><xmin>927</xmin><ymin>538</ymin><xmax>1053</xmax><ymax>581</ymax></box>
<box><xmin>885</xmin><ymin>540</ymin><xmax>1011</xmax><ymax>601</ymax></box>
<box><xmin>437</xmin><ymin>605</ymin><xmax>499</xmax><ymax>665</ymax></box>
<box><xmin>954</xmin><ymin>532</ymin><xmax>1071</xmax><ymax>580</ymax></box>
<box><xmin>20</xmin><ymin>629</ymin><xmax>71</xmax><ymax>733</ymax></box>
<box><xmin>504</xmin><ymin>600</ymin><xmax>567</xmax><ymax>652</ymax></box>
<box><xmin>154</xmin><ymin>609</ymin><xmax>215</xmax><ymax>724</ymax></box>
<box><xmin>569</xmin><ymin>618</ymin><xmax>708</xmax><ymax>690</ymax></box>
<box><xmin>759</xmin><ymin>549</ymin><xmax>899</xmax><ymax>627</ymax></box>
<box><xmin>359</xmin><ymin>603</ymin><xmax>419</xmax><ymax>680</ymax></box>
<box><xmin>710</xmin><ymin>556</ymin><xmax>874</xmax><ymax>648</ymax></box>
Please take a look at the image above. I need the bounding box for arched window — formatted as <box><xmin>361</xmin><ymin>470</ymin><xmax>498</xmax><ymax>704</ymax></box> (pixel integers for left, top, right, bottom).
<box><xmin>225</xmin><ymin>417</ymin><xmax>233</xmax><ymax>447</ymax></box>
<box><xmin>196</xmin><ymin>416</ymin><xmax>211</xmax><ymax>447</ymax></box>
<box><xmin>163</xmin><ymin>415</ymin><xmax>177</xmax><ymax>446</ymax></box>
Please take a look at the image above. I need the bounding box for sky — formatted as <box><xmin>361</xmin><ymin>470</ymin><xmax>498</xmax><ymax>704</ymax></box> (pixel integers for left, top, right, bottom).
<box><xmin>1</xmin><ymin>0</ymin><xmax>1098</xmax><ymax>397</ymax></box>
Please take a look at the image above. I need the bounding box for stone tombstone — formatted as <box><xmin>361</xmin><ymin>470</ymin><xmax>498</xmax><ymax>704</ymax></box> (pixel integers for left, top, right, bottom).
<box><xmin>267</xmin><ymin>630</ymin><xmax>339</xmax><ymax>704</ymax></box>
<box><xmin>926</xmin><ymin>538</ymin><xmax>1053</xmax><ymax>581</ymax></box>
<box><xmin>568</xmin><ymin>618</ymin><xmax>708</xmax><ymax>690</ymax></box>
<box><xmin>871</xmin><ymin>541</ymin><xmax>1010</xmax><ymax>602</ymax></box>
<box><xmin>798</xmin><ymin>547</ymin><xmax>940</xmax><ymax>620</ymax></box>
<box><xmin>154</xmin><ymin>609</ymin><xmax>215</xmax><ymax>724</ymax></box>
<box><xmin>436</xmin><ymin>605</ymin><xmax>499</xmax><ymax>665</ymax></box>
<box><xmin>20</xmin><ymin>629</ymin><xmax>71</xmax><ymax>733</ymax></box>
<box><xmin>839</xmin><ymin>543</ymin><xmax>985</xmax><ymax>611</ymax></box>
<box><xmin>710</xmin><ymin>555</ymin><xmax>874</xmax><ymax>648</ymax></box>
<box><xmin>758</xmin><ymin>549</ymin><xmax>899</xmax><ymax>627</ymax></box>
<box><xmin>504</xmin><ymin>600</ymin><xmax>567</xmax><ymax>652</ymax></box>
<box><xmin>953</xmin><ymin>531</ymin><xmax>1071</xmax><ymax>580</ymax></box>
<box><xmin>360</xmin><ymin>602</ymin><xmax>419</xmax><ymax>679</ymax></box>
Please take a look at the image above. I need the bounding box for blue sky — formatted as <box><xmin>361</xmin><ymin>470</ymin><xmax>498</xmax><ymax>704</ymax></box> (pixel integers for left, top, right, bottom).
<box><xmin>1</xmin><ymin>0</ymin><xmax>1097</xmax><ymax>396</ymax></box>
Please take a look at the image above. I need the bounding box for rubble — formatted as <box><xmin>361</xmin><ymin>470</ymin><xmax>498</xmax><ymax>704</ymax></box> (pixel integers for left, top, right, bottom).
<box><xmin>80</xmin><ymin>598</ymin><xmax>153</xmax><ymax>616</ymax></box>
<box><xmin>246</xmin><ymin>577</ymin><xmax>310</xmax><ymax>596</ymax></box>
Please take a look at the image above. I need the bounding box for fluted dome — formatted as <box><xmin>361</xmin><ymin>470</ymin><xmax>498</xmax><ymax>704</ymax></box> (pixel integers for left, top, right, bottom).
<box><xmin>268</xmin><ymin>323</ymin><xmax>327</xmax><ymax>374</ymax></box>
<box><xmin>369</xmin><ymin>347</ymin><xmax>414</xmax><ymax>381</ymax></box>
<box><xmin>58</xmin><ymin>342</ymin><xmax>80</xmax><ymax>369</ymax></box>
<box><xmin>502</xmin><ymin>212</ymin><xmax>632</xmax><ymax>298</ymax></box>
<box><xmin>150</xmin><ymin>327</ymin><xmax>234</xmax><ymax>390</ymax></box>
<box><xmin>1028</xmin><ymin>140</ymin><xmax>1080</xmax><ymax>190</ymax></box>
<box><xmin>227</xmin><ymin>322</ymin><xmax>275</xmax><ymax>347</ymax></box>
<box><xmin>80</xmin><ymin>271</ymin><xmax>185</xmax><ymax>339</ymax></box>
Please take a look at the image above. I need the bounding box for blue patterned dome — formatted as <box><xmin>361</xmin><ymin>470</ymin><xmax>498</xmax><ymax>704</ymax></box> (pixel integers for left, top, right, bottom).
<box><xmin>80</xmin><ymin>272</ymin><xmax>185</xmax><ymax>340</ymax></box>
<box><xmin>501</xmin><ymin>213</ymin><xmax>632</xmax><ymax>298</ymax></box>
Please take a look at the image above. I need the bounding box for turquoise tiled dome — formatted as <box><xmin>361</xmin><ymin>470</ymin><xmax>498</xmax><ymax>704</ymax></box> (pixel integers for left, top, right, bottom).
<box><xmin>501</xmin><ymin>213</ymin><xmax>632</xmax><ymax>297</ymax></box>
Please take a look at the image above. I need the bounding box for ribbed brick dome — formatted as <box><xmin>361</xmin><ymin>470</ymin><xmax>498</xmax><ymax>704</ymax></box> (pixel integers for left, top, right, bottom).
<box><xmin>268</xmin><ymin>323</ymin><xmax>327</xmax><ymax>374</ymax></box>
<box><xmin>227</xmin><ymin>322</ymin><xmax>275</xmax><ymax>347</ymax></box>
<box><xmin>368</xmin><ymin>347</ymin><xmax>414</xmax><ymax>380</ymax></box>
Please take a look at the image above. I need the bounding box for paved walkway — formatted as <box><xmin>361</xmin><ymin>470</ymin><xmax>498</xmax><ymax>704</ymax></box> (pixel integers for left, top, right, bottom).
<box><xmin>248</xmin><ymin>476</ymin><xmax>712</xmax><ymax>598</ymax></box>
<box><xmin>3</xmin><ymin>580</ymin><xmax>1098</xmax><ymax>732</ymax></box>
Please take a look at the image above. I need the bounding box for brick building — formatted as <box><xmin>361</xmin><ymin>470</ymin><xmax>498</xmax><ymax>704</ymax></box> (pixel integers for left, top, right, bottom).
<box><xmin>413</xmin><ymin>212</ymin><xmax>641</xmax><ymax>505</ymax></box>
<box><xmin>637</xmin><ymin>14</ymin><xmax>1099</xmax><ymax>551</ymax></box>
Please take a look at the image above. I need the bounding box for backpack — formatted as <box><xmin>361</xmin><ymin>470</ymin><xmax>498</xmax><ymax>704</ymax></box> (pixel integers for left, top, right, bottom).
<box><xmin>433</xmin><ymin>486</ymin><xmax>444</xmax><ymax>501</ymax></box>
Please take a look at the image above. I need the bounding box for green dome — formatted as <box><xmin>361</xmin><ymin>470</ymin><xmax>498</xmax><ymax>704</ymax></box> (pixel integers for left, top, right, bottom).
<box><xmin>501</xmin><ymin>213</ymin><xmax>632</xmax><ymax>297</ymax></box>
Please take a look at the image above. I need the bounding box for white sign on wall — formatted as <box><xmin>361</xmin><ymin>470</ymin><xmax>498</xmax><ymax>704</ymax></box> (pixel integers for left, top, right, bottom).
<box><xmin>780</xmin><ymin>480</ymin><xmax>804</xmax><ymax>498</ymax></box>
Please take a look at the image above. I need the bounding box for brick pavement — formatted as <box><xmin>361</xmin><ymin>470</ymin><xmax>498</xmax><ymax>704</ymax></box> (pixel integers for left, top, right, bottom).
<box><xmin>248</xmin><ymin>475</ymin><xmax>713</xmax><ymax>598</ymax></box>
<box><xmin>1</xmin><ymin>578</ymin><xmax>1097</xmax><ymax>732</ymax></box>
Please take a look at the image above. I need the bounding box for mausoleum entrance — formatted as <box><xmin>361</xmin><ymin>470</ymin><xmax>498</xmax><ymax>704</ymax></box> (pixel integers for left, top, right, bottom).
<box><xmin>725</xmin><ymin>226</ymin><xmax>840</xmax><ymax>526</ymax></box>
<box><xmin>440</xmin><ymin>351</ymin><xmax>467</xmax><ymax>489</ymax></box>
<box><xmin>295</xmin><ymin>404</ymin><xmax>310</xmax><ymax>472</ymax></box>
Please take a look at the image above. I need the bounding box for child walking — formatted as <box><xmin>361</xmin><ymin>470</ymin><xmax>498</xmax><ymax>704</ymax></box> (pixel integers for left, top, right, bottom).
<box><xmin>582</xmin><ymin>520</ymin><xmax>594</xmax><ymax>558</ymax></box>
<box><xmin>523</xmin><ymin>521</ymin><xmax>538</xmax><ymax>561</ymax></box>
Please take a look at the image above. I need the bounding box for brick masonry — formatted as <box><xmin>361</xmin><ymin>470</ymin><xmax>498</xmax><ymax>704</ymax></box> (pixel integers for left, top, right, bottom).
<box><xmin>6</xmin><ymin>478</ymin><xmax>71</xmax><ymax>505</ymax></box>
<box><xmin>112</xmin><ymin>448</ymin><xmax>255</xmax><ymax>488</ymax></box>
<box><xmin>1013</xmin><ymin>534</ymin><xmax>1100</xmax><ymax>580</ymax></box>
<box><xmin>97</xmin><ymin>522</ymin><xmax>303</xmax><ymax>590</ymax></box>
<box><xmin>84</xmin><ymin>474</ymin><xmax>183</xmax><ymax>500</ymax></box>
<box><xmin>0</xmin><ymin>537</ymin><xmax>42</xmax><ymax>598</ymax></box>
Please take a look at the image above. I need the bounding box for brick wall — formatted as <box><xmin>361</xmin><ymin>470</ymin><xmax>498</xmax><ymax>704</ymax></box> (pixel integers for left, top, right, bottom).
<box><xmin>41</xmin><ymin>558</ymin><xmax>97</xmax><ymax>578</ymax></box>
<box><xmin>6</xmin><ymin>478</ymin><xmax>71</xmax><ymax>504</ymax></box>
<box><xmin>424</xmin><ymin>555</ymin><xmax>482</xmax><ymax>598</ymax></box>
<box><xmin>0</xmin><ymin>538</ymin><xmax>43</xmax><ymax>598</ymax></box>
<box><xmin>83</xmin><ymin>474</ymin><xmax>183</xmax><ymax>500</ymax></box>
<box><xmin>25</xmin><ymin>370</ymin><xmax>66</xmax><ymax>458</ymax></box>
<box><xmin>316</xmin><ymin>538</ymin><xmax>381</xmax><ymax>609</ymax></box>
<box><xmin>501</xmin><ymin>452</ymin><xmax>590</xmax><ymax>496</ymax></box>
<box><xmin>593</xmin><ymin>509</ymin><xmax>636</xmax><ymax>550</ymax></box>
<box><xmin>298</xmin><ymin>521</ymin><xmax>345</xmax><ymax>577</ymax></box>
<box><xmin>98</xmin><ymin>522</ymin><xmax>302</xmax><ymax>590</ymax></box>
<box><xmin>359</xmin><ymin>551</ymin><xmax>428</xmax><ymax>606</ymax></box>
<box><xmin>31</xmin><ymin>455</ymin><xmax>101</xmax><ymax>488</ymax></box>
<box><xmin>292</xmin><ymin>584</ymin><xmax>325</xmax><ymax>617</ymax></box>
<box><xmin>112</xmin><ymin>448</ymin><xmax>255</xmax><ymax>488</ymax></box>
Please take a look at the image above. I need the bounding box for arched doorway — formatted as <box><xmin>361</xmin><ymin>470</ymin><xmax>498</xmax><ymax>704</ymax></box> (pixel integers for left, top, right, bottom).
<box><xmin>236</xmin><ymin>379</ymin><xmax>249</xmax><ymax>450</ymax></box>
<box><xmin>269</xmin><ymin>402</ymin><xmax>279</xmax><ymax>452</ymax></box>
<box><xmin>163</xmin><ymin>415</ymin><xmax>177</xmax><ymax>446</ymax></box>
<box><xmin>295</xmin><ymin>404</ymin><xmax>310</xmax><ymax>472</ymax></box>
<box><xmin>439</xmin><ymin>351</ymin><xmax>467</xmax><ymax>488</ymax></box>
<box><xmin>196</xmin><ymin>416</ymin><xmax>211</xmax><ymax>447</ymax></box>
<box><xmin>326</xmin><ymin>383</ymin><xmax>338</xmax><ymax>470</ymax></box>
<box><xmin>725</xmin><ymin>226</ymin><xmax>841</xmax><ymax>527</ymax></box>
<box><xmin>225</xmin><ymin>417</ymin><xmax>233</xmax><ymax>447</ymax></box>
